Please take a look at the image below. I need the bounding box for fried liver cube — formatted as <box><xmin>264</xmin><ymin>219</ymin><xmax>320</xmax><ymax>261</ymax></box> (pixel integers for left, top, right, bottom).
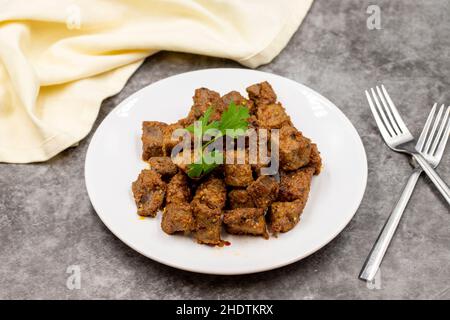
<box><xmin>256</xmin><ymin>103</ymin><xmax>292</xmax><ymax>129</ymax></box>
<box><xmin>267</xmin><ymin>200</ymin><xmax>307</xmax><ymax>233</ymax></box>
<box><xmin>141</xmin><ymin>121</ymin><xmax>167</xmax><ymax>161</ymax></box>
<box><xmin>223</xmin><ymin>208</ymin><xmax>268</xmax><ymax>238</ymax></box>
<box><xmin>309</xmin><ymin>143</ymin><xmax>322</xmax><ymax>175</ymax></box>
<box><xmin>170</xmin><ymin>148</ymin><xmax>194</xmax><ymax>176</ymax></box>
<box><xmin>228</xmin><ymin>189</ymin><xmax>255</xmax><ymax>209</ymax></box>
<box><xmin>176</xmin><ymin>116</ymin><xmax>194</xmax><ymax>128</ymax></box>
<box><xmin>192</xmin><ymin>176</ymin><xmax>227</xmax><ymax>210</ymax></box>
<box><xmin>221</xmin><ymin>90</ymin><xmax>255</xmax><ymax>114</ymax></box>
<box><xmin>248</xmin><ymin>114</ymin><xmax>259</xmax><ymax>128</ymax></box>
<box><xmin>278</xmin><ymin>167</ymin><xmax>315</xmax><ymax>202</ymax></box>
<box><xmin>162</xmin><ymin>122</ymin><xmax>184</xmax><ymax>157</ymax></box>
<box><xmin>148</xmin><ymin>156</ymin><xmax>178</xmax><ymax>179</ymax></box>
<box><xmin>187</xmin><ymin>88</ymin><xmax>225</xmax><ymax>122</ymax></box>
<box><xmin>166</xmin><ymin>172</ymin><xmax>191</xmax><ymax>204</ymax></box>
<box><xmin>247</xmin><ymin>175</ymin><xmax>279</xmax><ymax>209</ymax></box>
<box><xmin>246</xmin><ymin>81</ymin><xmax>277</xmax><ymax>106</ymax></box>
<box><xmin>223</xmin><ymin>149</ymin><xmax>253</xmax><ymax>187</ymax></box>
<box><xmin>250</xmin><ymin>141</ymin><xmax>272</xmax><ymax>176</ymax></box>
<box><xmin>192</xmin><ymin>201</ymin><xmax>223</xmax><ymax>245</ymax></box>
<box><xmin>191</xmin><ymin>176</ymin><xmax>227</xmax><ymax>245</ymax></box>
<box><xmin>224</xmin><ymin>164</ymin><xmax>254</xmax><ymax>187</ymax></box>
<box><xmin>161</xmin><ymin>203</ymin><xmax>194</xmax><ymax>235</ymax></box>
<box><xmin>279</xmin><ymin>125</ymin><xmax>312</xmax><ymax>171</ymax></box>
<box><xmin>224</xmin><ymin>164</ymin><xmax>253</xmax><ymax>187</ymax></box>
<box><xmin>131</xmin><ymin>169</ymin><xmax>166</xmax><ymax>217</ymax></box>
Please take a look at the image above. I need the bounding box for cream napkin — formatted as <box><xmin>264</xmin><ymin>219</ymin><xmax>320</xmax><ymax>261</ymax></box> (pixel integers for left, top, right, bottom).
<box><xmin>0</xmin><ymin>0</ymin><xmax>313</xmax><ymax>163</ymax></box>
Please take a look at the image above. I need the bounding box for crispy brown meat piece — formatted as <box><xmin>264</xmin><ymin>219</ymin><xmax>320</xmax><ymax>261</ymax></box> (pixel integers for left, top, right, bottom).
<box><xmin>166</xmin><ymin>172</ymin><xmax>191</xmax><ymax>204</ymax></box>
<box><xmin>187</xmin><ymin>88</ymin><xmax>225</xmax><ymax>122</ymax></box>
<box><xmin>267</xmin><ymin>200</ymin><xmax>306</xmax><ymax>233</ymax></box>
<box><xmin>191</xmin><ymin>176</ymin><xmax>227</xmax><ymax>245</ymax></box>
<box><xmin>223</xmin><ymin>208</ymin><xmax>268</xmax><ymax>238</ymax></box>
<box><xmin>250</xmin><ymin>140</ymin><xmax>272</xmax><ymax>176</ymax></box>
<box><xmin>170</xmin><ymin>148</ymin><xmax>193</xmax><ymax>176</ymax></box>
<box><xmin>192</xmin><ymin>176</ymin><xmax>227</xmax><ymax>210</ymax></box>
<box><xmin>141</xmin><ymin>121</ymin><xmax>167</xmax><ymax>161</ymax></box>
<box><xmin>192</xmin><ymin>201</ymin><xmax>223</xmax><ymax>245</ymax></box>
<box><xmin>279</xmin><ymin>125</ymin><xmax>312</xmax><ymax>171</ymax></box>
<box><xmin>252</xmin><ymin>161</ymin><xmax>269</xmax><ymax>177</ymax></box>
<box><xmin>161</xmin><ymin>203</ymin><xmax>194</xmax><ymax>235</ymax></box>
<box><xmin>228</xmin><ymin>189</ymin><xmax>255</xmax><ymax>209</ymax></box>
<box><xmin>221</xmin><ymin>90</ymin><xmax>255</xmax><ymax>114</ymax></box>
<box><xmin>176</xmin><ymin>116</ymin><xmax>193</xmax><ymax>128</ymax></box>
<box><xmin>224</xmin><ymin>164</ymin><xmax>253</xmax><ymax>187</ymax></box>
<box><xmin>247</xmin><ymin>176</ymin><xmax>279</xmax><ymax>209</ymax></box>
<box><xmin>148</xmin><ymin>156</ymin><xmax>178</xmax><ymax>179</ymax></box>
<box><xmin>131</xmin><ymin>169</ymin><xmax>166</xmax><ymax>217</ymax></box>
<box><xmin>162</xmin><ymin>122</ymin><xmax>184</xmax><ymax>157</ymax></box>
<box><xmin>223</xmin><ymin>149</ymin><xmax>253</xmax><ymax>187</ymax></box>
<box><xmin>278</xmin><ymin>167</ymin><xmax>315</xmax><ymax>202</ymax></box>
<box><xmin>256</xmin><ymin>103</ymin><xmax>292</xmax><ymax>129</ymax></box>
<box><xmin>246</xmin><ymin>81</ymin><xmax>277</xmax><ymax>106</ymax></box>
<box><xmin>248</xmin><ymin>114</ymin><xmax>259</xmax><ymax>128</ymax></box>
<box><xmin>309</xmin><ymin>143</ymin><xmax>322</xmax><ymax>175</ymax></box>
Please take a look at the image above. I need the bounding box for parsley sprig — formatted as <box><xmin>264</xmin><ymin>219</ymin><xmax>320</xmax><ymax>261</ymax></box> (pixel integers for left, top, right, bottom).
<box><xmin>186</xmin><ymin>102</ymin><xmax>250</xmax><ymax>178</ymax></box>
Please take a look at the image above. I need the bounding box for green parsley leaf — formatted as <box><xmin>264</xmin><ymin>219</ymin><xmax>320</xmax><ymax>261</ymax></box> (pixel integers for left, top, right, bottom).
<box><xmin>218</xmin><ymin>102</ymin><xmax>250</xmax><ymax>137</ymax></box>
<box><xmin>186</xmin><ymin>162</ymin><xmax>203</xmax><ymax>178</ymax></box>
<box><xmin>187</xmin><ymin>150</ymin><xmax>223</xmax><ymax>179</ymax></box>
<box><xmin>186</xmin><ymin>101</ymin><xmax>250</xmax><ymax>178</ymax></box>
<box><xmin>185</xmin><ymin>107</ymin><xmax>220</xmax><ymax>134</ymax></box>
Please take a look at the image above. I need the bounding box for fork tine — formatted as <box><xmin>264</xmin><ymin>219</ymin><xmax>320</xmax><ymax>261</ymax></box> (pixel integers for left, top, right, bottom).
<box><xmin>381</xmin><ymin>85</ymin><xmax>412</xmax><ymax>135</ymax></box>
<box><xmin>430</xmin><ymin>105</ymin><xmax>450</xmax><ymax>155</ymax></box>
<box><xmin>416</xmin><ymin>103</ymin><xmax>437</xmax><ymax>152</ymax></box>
<box><xmin>370</xmin><ymin>88</ymin><xmax>396</xmax><ymax>137</ymax></box>
<box><xmin>376</xmin><ymin>86</ymin><xmax>401</xmax><ymax>135</ymax></box>
<box><xmin>433</xmin><ymin>106</ymin><xmax>450</xmax><ymax>159</ymax></box>
<box><xmin>424</xmin><ymin>104</ymin><xmax>444</xmax><ymax>154</ymax></box>
<box><xmin>366</xmin><ymin>90</ymin><xmax>392</xmax><ymax>141</ymax></box>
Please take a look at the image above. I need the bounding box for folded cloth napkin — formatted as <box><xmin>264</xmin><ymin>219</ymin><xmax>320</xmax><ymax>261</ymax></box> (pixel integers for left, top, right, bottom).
<box><xmin>0</xmin><ymin>0</ymin><xmax>313</xmax><ymax>163</ymax></box>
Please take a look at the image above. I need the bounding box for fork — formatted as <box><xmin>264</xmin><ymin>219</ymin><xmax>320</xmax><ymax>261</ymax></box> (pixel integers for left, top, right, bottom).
<box><xmin>365</xmin><ymin>85</ymin><xmax>450</xmax><ymax>204</ymax></box>
<box><xmin>359</xmin><ymin>103</ymin><xmax>450</xmax><ymax>282</ymax></box>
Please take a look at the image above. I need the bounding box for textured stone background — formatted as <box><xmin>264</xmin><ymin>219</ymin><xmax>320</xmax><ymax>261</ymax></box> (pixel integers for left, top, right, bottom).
<box><xmin>1</xmin><ymin>0</ymin><xmax>449</xmax><ymax>299</ymax></box>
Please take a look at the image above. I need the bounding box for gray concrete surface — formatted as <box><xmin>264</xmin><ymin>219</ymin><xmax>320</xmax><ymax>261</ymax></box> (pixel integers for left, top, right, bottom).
<box><xmin>0</xmin><ymin>0</ymin><xmax>449</xmax><ymax>299</ymax></box>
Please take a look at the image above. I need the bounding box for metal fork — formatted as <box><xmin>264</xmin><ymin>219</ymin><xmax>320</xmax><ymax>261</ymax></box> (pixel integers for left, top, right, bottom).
<box><xmin>365</xmin><ymin>85</ymin><xmax>450</xmax><ymax>204</ymax></box>
<box><xmin>359</xmin><ymin>103</ymin><xmax>450</xmax><ymax>282</ymax></box>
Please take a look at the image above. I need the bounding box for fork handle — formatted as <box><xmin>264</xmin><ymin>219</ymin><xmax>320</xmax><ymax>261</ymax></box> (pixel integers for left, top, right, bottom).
<box><xmin>359</xmin><ymin>168</ymin><xmax>422</xmax><ymax>282</ymax></box>
<box><xmin>413</xmin><ymin>153</ymin><xmax>450</xmax><ymax>205</ymax></box>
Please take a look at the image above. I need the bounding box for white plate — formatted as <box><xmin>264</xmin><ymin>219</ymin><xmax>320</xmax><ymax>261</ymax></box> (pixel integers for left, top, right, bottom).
<box><xmin>85</xmin><ymin>68</ymin><xmax>367</xmax><ymax>275</ymax></box>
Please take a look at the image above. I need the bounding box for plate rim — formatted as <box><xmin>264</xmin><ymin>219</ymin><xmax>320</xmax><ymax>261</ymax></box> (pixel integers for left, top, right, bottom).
<box><xmin>85</xmin><ymin>68</ymin><xmax>368</xmax><ymax>275</ymax></box>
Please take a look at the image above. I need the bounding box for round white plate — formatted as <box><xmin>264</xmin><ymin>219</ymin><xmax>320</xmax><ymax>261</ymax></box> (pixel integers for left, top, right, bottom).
<box><xmin>85</xmin><ymin>68</ymin><xmax>367</xmax><ymax>275</ymax></box>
